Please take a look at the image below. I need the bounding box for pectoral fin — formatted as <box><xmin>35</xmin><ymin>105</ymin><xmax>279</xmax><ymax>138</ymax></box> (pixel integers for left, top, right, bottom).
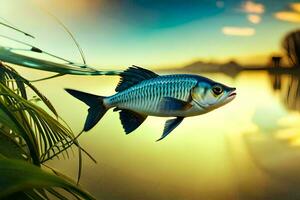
<box><xmin>160</xmin><ymin>97</ymin><xmax>192</xmax><ymax>111</ymax></box>
<box><xmin>157</xmin><ymin>117</ymin><xmax>184</xmax><ymax>141</ymax></box>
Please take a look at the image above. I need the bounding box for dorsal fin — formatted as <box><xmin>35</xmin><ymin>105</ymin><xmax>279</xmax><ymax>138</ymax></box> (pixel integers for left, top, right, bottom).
<box><xmin>115</xmin><ymin>65</ymin><xmax>159</xmax><ymax>92</ymax></box>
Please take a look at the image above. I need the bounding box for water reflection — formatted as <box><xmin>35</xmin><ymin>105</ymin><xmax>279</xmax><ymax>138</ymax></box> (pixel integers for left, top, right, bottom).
<box><xmin>231</xmin><ymin>70</ymin><xmax>300</xmax><ymax>200</ymax></box>
<box><xmin>17</xmin><ymin>65</ymin><xmax>300</xmax><ymax>200</ymax></box>
<box><xmin>270</xmin><ymin>72</ymin><xmax>300</xmax><ymax>112</ymax></box>
<box><xmin>270</xmin><ymin>72</ymin><xmax>282</xmax><ymax>90</ymax></box>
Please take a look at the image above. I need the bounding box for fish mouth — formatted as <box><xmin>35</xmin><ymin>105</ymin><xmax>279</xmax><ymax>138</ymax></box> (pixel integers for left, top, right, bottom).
<box><xmin>228</xmin><ymin>92</ymin><xmax>236</xmax><ymax>97</ymax></box>
<box><xmin>227</xmin><ymin>88</ymin><xmax>236</xmax><ymax>98</ymax></box>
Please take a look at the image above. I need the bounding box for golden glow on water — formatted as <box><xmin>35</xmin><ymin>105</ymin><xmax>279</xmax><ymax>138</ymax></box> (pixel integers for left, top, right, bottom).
<box><xmin>15</xmin><ymin>65</ymin><xmax>300</xmax><ymax>199</ymax></box>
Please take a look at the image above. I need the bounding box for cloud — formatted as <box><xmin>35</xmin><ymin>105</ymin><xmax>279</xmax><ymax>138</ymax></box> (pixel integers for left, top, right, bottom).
<box><xmin>241</xmin><ymin>1</ymin><xmax>265</xmax><ymax>14</ymax></box>
<box><xmin>274</xmin><ymin>3</ymin><xmax>300</xmax><ymax>23</ymax></box>
<box><xmin>275</xmin><ymin>12</ymin><xmax>300</xmax><ymax>23</ymax></box>
<box><xmin>247</xmin><ymin>14</ymin><xmax>261</xmax><ymax>24</ymax></box>
<box><xmin>291</xmin><ymin>3</ymin><xmax>300</xmax><ymax>13</ymax></box>
<box><xmin>222</xmin><ymin>27</ymin><xmax>255</xmax><ymax>36</ymax></box>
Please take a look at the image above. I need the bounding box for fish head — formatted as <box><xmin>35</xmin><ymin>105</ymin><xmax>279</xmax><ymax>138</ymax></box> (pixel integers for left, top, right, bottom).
<box><xmin>192</xmin><ymin>80</ymin><xmax>236</xmax><ymax>111</ymax></box>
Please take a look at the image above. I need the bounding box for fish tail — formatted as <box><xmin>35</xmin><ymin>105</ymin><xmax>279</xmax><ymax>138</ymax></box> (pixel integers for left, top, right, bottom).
<box><xmin>65</xmin><ymin>89</ymin><xmax>108</xmax><ymax>131</ymax></box>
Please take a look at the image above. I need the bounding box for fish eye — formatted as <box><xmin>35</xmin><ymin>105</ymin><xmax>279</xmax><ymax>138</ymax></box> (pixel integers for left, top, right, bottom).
<box><xmin>212</xmin><ymin>85</ymin><xmax>223</xmax><ymax>95</ymax></box>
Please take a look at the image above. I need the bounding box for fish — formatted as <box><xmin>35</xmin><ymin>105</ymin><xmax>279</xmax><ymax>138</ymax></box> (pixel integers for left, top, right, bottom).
<box><xmin>65</xmin><ymin>65</ymin><xmax>236</xmax><ymax>141</ymax></box>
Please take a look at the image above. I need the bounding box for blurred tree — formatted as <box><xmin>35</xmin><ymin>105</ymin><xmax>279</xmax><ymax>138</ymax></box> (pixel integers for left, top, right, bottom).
<box><xmin>282</xmin><ymin>30</ymin><xmax>300</xmax><ymax>67</ymax></box>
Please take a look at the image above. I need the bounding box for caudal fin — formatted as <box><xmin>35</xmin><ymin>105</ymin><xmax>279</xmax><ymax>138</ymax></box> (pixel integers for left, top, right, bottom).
<box><xmin>65</xmin><ymin>89</ymin><xmax>108</xmax><ymax>131</ymax></box>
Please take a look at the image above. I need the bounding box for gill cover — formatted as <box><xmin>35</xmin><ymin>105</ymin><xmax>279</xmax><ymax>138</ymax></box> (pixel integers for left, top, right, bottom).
<box><xmin>191</xmin><ymin>85</ymin><xmax>209</xmax><ymax>109</ymax></box>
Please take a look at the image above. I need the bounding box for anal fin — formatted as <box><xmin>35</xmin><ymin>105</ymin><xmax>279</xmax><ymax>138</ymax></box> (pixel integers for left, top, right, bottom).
<box><xmin>119</xmin><ymin>109</ymin><xmax>147</xmax><ymax>134</ymax></box>
<box><xmin>157</xmin><ymin>117</ymin><xmax>184</xmax><ymax>141</ymax></box>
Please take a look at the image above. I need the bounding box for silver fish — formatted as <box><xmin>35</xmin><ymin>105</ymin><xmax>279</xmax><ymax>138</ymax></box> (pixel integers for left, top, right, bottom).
<box><xmin>66</xmin><ymin>66</ymin><xmax>236</xmax><ymax>141</ymax></box>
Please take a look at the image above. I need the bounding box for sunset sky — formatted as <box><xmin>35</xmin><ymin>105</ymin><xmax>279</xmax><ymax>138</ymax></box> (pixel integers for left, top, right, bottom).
<box><xmin>0</xmin><ymin>0</ymin><xmax>300</xmax><ymax>69</ymax></box>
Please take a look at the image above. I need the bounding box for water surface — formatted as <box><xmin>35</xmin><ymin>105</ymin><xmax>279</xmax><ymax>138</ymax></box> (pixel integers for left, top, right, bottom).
<box><xmin>21</xmin><ymin>68</ymin><xmax>300</xmax><ymax>200</ymax></box>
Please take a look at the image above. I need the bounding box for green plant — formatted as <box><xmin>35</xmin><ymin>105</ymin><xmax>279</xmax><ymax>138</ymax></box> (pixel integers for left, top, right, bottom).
<box><xmin>0</xmin><ymin>17</ymin><xmax>123</xmax><ymax>198</ymax></box>
<box><xmin>0</xmin><ymin>62</ymin><xmax>95</xmax><ymax>199</ymax></box>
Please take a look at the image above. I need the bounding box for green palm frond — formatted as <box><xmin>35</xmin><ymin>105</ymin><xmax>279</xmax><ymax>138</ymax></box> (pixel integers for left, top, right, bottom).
<box><xmin>0</xmin><ymin>62</ymin><xmax>96</xmax><ymax>199</ymax></box>
<box><xmin>0</xmin><ymin>127</ymin><xmax>29</xmax><ymax>160</ymax></box>
<box><xmin>0</xmin><ymin>46</ymin><xmax>121</xmax><ymax>76</ymax></box>
<box><xmin>0</xmin><ymin>20</ymin><xmax>98</xmax><ymax>199</ymax></box>
<box><xmin>0</xmin><ymin>63</ymin><xmax>76</xmax><ymax>164</ymax></box>
<box><xmin>0</xmin><ymin>62</ymin><xmax>57</xmax><ymax>115</ymax></box>
<box><xmin>0</xmin><ymin>157</ymin><xmax>95</xmax><ymax>200</ymax></box>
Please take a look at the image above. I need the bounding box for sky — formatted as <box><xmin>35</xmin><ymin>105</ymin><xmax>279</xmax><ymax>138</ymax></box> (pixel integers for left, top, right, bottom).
<box><xmin>0</xmin><ymin>0</ymin><xmax>300</xmax><ymax>69</ymax></box>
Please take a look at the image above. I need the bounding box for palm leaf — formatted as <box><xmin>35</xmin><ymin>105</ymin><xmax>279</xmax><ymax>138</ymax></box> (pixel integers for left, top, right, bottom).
<box><xmin>0</xmin><ymin>97</ymin><xmax>41</xmax><ymax>165</ymax></box>
<box><xmin>0</xmin><ymin>21</ymin><xmax>97</xmax><ymax>197</ymax></box>
<box><xmin>0</xmin><ymin>62</ymin><xmax>97</xmax><ymax>183</ymax></box>
<box><xmin>0</xmin><ymin>62</ymin><xmax>57</xmax><ymax>116</ymax></box>
<box><xmin>0</xmin><ymin>82</ymin><xmax>76</xmax><ymax>164</ymax></box>
<box><xmin>0</xmin><ymin>47</ymin><xmax>120</xmax><ymax>76</ymax></box>
<box><xmin>0</xmin><ymin>62</ymin><xmax>85</xmax><ymax>163</ymax></box>
<box><xmin>0</xmin><ymin>127</ymin><xmax>29</xmax><ymax>160</ymax></box>
<box><xmin>0</xmin><ymin>158</ymin><xmax>95</xmax><ymax>200</ymax></box>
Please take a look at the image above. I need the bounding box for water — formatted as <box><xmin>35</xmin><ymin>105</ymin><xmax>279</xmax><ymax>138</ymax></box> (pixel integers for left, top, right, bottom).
<box><xmin>20</xmin><ymin>67</ymin><xmax>300</xmax><ymax>200</ymax></box>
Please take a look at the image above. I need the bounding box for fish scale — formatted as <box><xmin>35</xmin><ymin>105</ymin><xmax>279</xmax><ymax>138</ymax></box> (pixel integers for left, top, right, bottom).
<box><xmin>107</xmin><ymin>75</ymin><xmax>198</xmax><ymax>116</ymax></box>
<box><xmin>66</xmin><ymin>66</ymin><xmax>236</xmax><ymax>140</ymax></box>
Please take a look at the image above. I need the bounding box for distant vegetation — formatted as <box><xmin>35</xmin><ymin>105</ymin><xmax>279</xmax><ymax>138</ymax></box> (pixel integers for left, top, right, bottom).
<box><xmin>283</xmin><ymin>29</ymin><xmax>300</xmax><ymax>67</ymax></box>
<box><xmin>166</xmin><ymin>29</ymin><xmax>300</xmax><ymax>77</ymax></box>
